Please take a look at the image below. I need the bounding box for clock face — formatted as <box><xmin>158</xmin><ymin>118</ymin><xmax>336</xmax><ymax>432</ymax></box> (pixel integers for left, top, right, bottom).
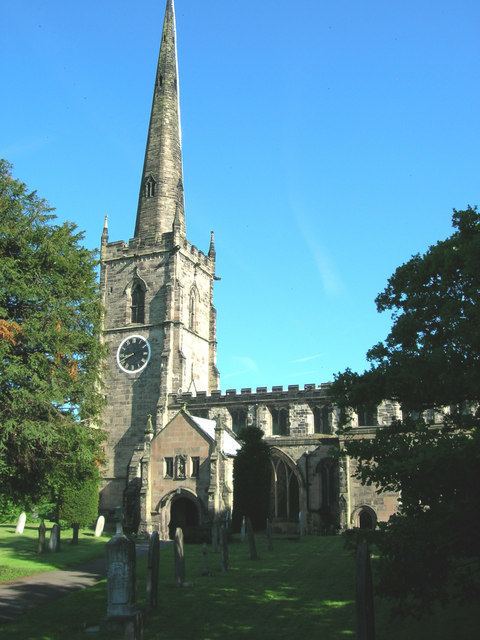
<box><xmin>116</xmin><ymin>335</ymin><xmax>151</xmax><ymax>374</ymax></box>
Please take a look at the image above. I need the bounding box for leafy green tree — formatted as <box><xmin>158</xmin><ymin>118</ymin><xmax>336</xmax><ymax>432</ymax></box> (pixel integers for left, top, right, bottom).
<box><xmin>0</xmin><ymin>160</ymin><xmax>105</xmax><ymax>511</ymax></box>
<box><xmin>233</xmin><ymin>426</ymin><xmax>271</xmax><ymax>531</ymax></box>
<box><xmin>331</xmin><ymin>207</ymin><xmax>480</xmax><ymax>615</ymax></box>
<box><xmin>58</xmin><ymin>475</ymin><xmax>100</xmax><ymax>544</ymax></box>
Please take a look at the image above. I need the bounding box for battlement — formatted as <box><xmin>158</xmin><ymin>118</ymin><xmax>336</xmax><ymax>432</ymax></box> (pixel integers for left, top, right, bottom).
<box><xmin>182</xmin><ymin>239</ymin><xmax>212</xmax><ymax>267</ymax></box>
<box><xmin>170</xmin><ymin>382</ymin><xmax>333</xmax><ymax>407</ymax></box>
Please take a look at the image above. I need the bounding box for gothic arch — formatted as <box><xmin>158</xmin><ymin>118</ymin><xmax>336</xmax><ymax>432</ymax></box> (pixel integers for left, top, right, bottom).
<box><xmin>156</xmin><ymin>488</ymin><xmax>204</xmax><ymax>540</ymax></box>
<box><xmin>270</xmin><ymin>447</ymin><xmax>304</xmax><ymax>521</ymax></box>
<box><xmin>351</xmin><ymin>504</ymin><xmax>377</xmax><ymax>530</ymax></box>
<box><xmin>124</xmin><ymin>274</ymin><xmax>148</xmax><ymax>324</ymax></box>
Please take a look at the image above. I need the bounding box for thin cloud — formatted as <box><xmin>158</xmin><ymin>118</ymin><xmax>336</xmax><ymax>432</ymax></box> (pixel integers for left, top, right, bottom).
<box><xmin>223</xmin><ymin>356</ymin><xmax>259</xmax><ymax>380</ymax></box>
<box><xmin>291</xmin><ymin>353</ymin><xmax>322</xmax><ymax>364</ymax></box>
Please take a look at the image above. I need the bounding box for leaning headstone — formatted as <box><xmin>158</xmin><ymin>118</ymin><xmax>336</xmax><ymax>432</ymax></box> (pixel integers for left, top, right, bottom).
<box><xmin>48</xmin><ymin>523</ymin><xmax>61</xmax><ymax>552</ymax></box>
<box><xmin>356</xmin><ymin>540</ymin><xmax>375</xmax><ymax>640</ymax></box>
<box><xmin>15</xmin><ymin>512</ymin><xmax>26</xmax><ymax>535</ymax></box>
<box><xmin>201</xmin><ymin>543</ymin><xmax>211</xmax><ymax>577</ymax></box>
<box><xmin>174</xmin><ymin>527</ymin><xmax>186</xmax><ymax>587</ymax></box>
<box><xmin>211</xmin><ymin>520</ymin><xmax>219</xmax><ymax>553</ymax></box>
<box><xmin>266</xmin><ymin>518</ymin><xmax>273</xmax><ymax>551</ymax></box>
<box><xmin>246</xmin><ymin>517</ymin><xmax>258</xmax><ymax>560</ymax></box>
<box><xmin>37</xmin><ymin>519</ymin><xmax>47</xmax><ymax>554</ymax></box>
<box><xmin>220</xmin><ymin>526</ymin><xmax>229</xmax><ymax>573</ymax></box>
<box><xmin>106</xmin><ymin>507</ymin><xmax>137</xmax><ymax>619</ymax></box>
<box><xmin>299</xmin><ymin>511</ymin><xmax>307</xmax><ymax>537</ymax></box>
<box><xmin>94</xmin><ymin>515</ymin><xmax>105</xmax><ymax>538</ymax></box>
<box><xmin>240</xmin><ymin>516</ymin><xmax>246</xmax><ymax>542</ymax></box>
<box><xmin>146</xmin><ymin>531</ymin><xmax>160</xmax><ymax>609</ymax></box>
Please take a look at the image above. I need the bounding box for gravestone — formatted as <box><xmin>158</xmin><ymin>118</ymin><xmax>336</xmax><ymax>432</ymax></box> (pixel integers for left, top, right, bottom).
<box><xmin>201</xmin><ymin>543</ymin><xmax>211</xmax><ymax>577</ymax></box>
<box><xmin>174</xmin><ymin>527</ymin><xmax>185</xmax><ymax>587</ymax></box>
<box><xmin>15</xmin><ymin>512</ymin><xmax>26</xmax><ymax>535</ymax></box>
<box><xmin>266</xmin><ymin>518</ymin><xmax>273</xmax><ymax>551</ymax></box>
<box><xmin>356</xmin><ymin>540</ymin><xmax>375</xmax><ymax>640</ymax></box>
<box><xmin>299</xmin><ymin>511</ymin><xmax>306</xmax><ymax>537</ymax></box>
<box><xmin>146</xmin><ymin>531</ymin><xmax>160</xmax><ymax>609</ymax></box>
<box><xmin>94</xmin><ymin>515</ymin><xmax>105</xmax><ymax>538</ymax></box>
<box><xmin>246</xmin><ymin>517</ymin><xmax>258</xmax><ymax>560</ymax></box>
<box><xmin>37</xmin><ymin>519</ymin><xmax>46</xmax><ymax>554</ymax></box>
<box><xmin>240</xmin><ymin>516</ymin><xmax>246</xmax><ymax>542</ymax></box>
<box><xmin>211</xmin><ymin>520</ymin><xmax>219</xmax><ymax>553</ymax></box>
<box><xmin>220</xmin><ymin>526</ymin><xmax>229</xmax><ymax>573</ymax></box>
<box><xmin>48</xmin><ymin>524</ymin><xmax>61</xmax><ymax>552</ymax></box>
<box><xmin>106</xmin><ymin>507</ymin><xmax>137</xmax><ymax>618</ymax></box>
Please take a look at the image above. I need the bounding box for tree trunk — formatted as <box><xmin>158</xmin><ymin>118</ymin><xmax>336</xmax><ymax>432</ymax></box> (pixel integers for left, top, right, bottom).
<box><xmin>71</xmin><ymin>523</ymin><xmax>80</xmax><ymax>545</ymax></box>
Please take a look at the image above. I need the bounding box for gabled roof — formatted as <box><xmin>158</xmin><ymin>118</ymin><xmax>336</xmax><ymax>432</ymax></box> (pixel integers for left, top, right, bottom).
<box><xmin>190</xmin><ymin>415</ymin><xmax>241</xmax><ymax>457</ymax></box>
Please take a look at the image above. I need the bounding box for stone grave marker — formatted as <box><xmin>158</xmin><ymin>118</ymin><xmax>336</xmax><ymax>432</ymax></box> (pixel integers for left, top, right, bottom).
<box><xmin>94</xmin><ymin>515</ymin><xmax>105</xmax><ymax>538</ymax></box>
<box><xmin>266</xmin><ymin>518</ymin><xmax>273</xmax><ymax>551</ymax></box>
<box><xmin>15</xmin><ymin>512</ymin><xmax>26</xmax><ymax>535</ymax></box>
<box><xmin>246</xmin><ymin>517</ymin><xmax>258</xmax><ymax>560</ymax></box>
<box><xmin>146</xmin><ymin>531</ymin><xmax>160</xmax><ymax>609</ymax></box>
<box><xmin>201</xmin><ymin>543</ymin><xmax>211</xmax><ymax>576</ymax></box>
<box><xmin>174</xmin><ymin>527</ymin><xmax>186</xmax><ymax>587</ymax></box>
<box><xmin>48</xmin><ymin>523</ymin><xmax>61</xmax><ymax>552</ymax></box>
<box><xmin>299</xmin><ymin>511</ymin><xmax>306</xmax><ymax>536</ymax></box>
<box><xmin>106</xmin><ymin>507</ymin><xmax>137</xmax><ymax>619</ymax></box>
<box><xmin>211</xmin><ymin>520</ymin><xmax>219</xmax><ymax>553</ymax></box>
<box><xmin>240</xmin><ymin>516</ymin><xmax>246</xmax><ymax>542</ymax></box>
<box><xmin>356</xmin><ymin>540</ymin><xmax>375</xmax><ymax>640</ymax></box>
<box><xmin>37</xmin><ymin>519</ymin><xmax>46</xmax><ymax>554</ymax></box>
<box><xmin>220</xmin><ymin>526</ymin><xmax>229</xmax><ymax>573</ymax></box>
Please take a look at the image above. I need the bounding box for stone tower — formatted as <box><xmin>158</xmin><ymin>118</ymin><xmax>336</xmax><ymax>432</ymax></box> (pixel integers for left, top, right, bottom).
<box><xmin>99</xmin><ymin>0</ymin><xmax>219</xmax><ymax>514</ymax></box>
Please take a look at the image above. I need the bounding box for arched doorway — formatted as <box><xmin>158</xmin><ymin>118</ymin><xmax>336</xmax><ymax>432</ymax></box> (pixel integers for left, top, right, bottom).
<box><xmin>168</xmin><ymin>496</ymin><xmax>199</xmax><ymax>539</ymax></box>
<box><xmin>359</xmin><ymin>509</ymin><xmax>374</xmax><ymax>530</ymax></box>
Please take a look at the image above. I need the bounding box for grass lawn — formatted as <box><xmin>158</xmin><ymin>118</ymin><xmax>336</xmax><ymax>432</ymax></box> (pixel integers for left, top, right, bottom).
<box><xmin>0</xmin><ymin>536</ymin><xmax>478</xmax><ymax>640</ymax></box>
<box><xmin>0</xmin><ymin>522</ymin><xmax>108</xmax><ymax>583</ymax></box>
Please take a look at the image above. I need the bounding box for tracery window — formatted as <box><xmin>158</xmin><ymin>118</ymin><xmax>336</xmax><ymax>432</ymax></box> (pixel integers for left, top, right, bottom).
<box><xmin>144</xmin><ymin>175</ymin><xmax>156</xmax><ymax>198</ymax></box>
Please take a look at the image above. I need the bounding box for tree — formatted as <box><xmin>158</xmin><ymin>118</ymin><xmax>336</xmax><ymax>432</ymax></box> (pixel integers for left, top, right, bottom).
<box><xmin>331</xmin><ymin>207</ymin><xmax>480</xmax><ymax>615</ymax></box>
<box><xmin>58</xmin><ymin>475</ymin><xmax>100</xmax><ymax>544</ymax></box>
<box><xmin>233</xmin><ymin>426</ymin><xmax>271</xmax><ymax>531</ymax></box>
<box><xmin>0</xmin><ymin>160</ymin><xmax>105</xmax><ymax>512</ymax></box>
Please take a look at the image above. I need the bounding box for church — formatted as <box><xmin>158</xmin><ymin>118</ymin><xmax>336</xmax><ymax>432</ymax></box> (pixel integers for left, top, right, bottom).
<box><xmin>98</xmin><ymin>0</ymin><xmax>398</xmax><ymax>538</ymax></box>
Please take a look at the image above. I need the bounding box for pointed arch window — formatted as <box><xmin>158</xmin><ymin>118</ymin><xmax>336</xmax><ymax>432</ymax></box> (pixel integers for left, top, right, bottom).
<box><xmin>144</xmin><ymin>175</ymin><xmax>156</xmax><ymax>199</ymax></box>
<box><xmin>188</xmin><ymin>288</ymin><xmax>197</xmax><ymax>332</ymax></box>
<box><xmin>131</xmin><ymin>283</ymin><xmax>145</xmax><ymax>324</ymax></box>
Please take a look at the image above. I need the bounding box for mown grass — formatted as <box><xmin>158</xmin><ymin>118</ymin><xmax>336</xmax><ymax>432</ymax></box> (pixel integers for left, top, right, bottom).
<box><xmin>0</xmin><ymin>536</ymin><xmax>478</xmax><ymax>640</ymax></box>
<box><xmin>0</xmin><ymin>523</ymin><xmax>108</xmax><ymax>583</ymax></box>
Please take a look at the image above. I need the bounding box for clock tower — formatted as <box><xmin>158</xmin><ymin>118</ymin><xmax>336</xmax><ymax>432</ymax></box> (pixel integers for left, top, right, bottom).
<box><xmin>99</xmin><ymin>0</ymin><xmax>219</xmax><ymax>514</ymax></box>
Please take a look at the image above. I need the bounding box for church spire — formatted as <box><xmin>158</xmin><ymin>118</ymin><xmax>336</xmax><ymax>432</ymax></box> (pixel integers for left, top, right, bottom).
<box><xmin>134</xmin><ymin>0</ymin><xmax>185</xmax><ymax>242</ymax></box>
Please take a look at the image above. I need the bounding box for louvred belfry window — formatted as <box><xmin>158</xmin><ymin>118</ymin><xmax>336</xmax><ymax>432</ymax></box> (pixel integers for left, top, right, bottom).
<box><xmin>131</xmin><ymin>284</ymin><xmax>145</xmax><ymax>324</ymax></box>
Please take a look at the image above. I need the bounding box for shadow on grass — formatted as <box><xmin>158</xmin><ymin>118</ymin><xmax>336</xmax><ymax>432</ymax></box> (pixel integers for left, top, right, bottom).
<box><xmin>0</xmin><ymin>524</ymin><xmax>108</xmax><ymax>576</ymax></box>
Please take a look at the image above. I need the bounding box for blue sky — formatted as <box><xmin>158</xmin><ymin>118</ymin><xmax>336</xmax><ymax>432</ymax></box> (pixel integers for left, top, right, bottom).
<box><xmin>1</xmin><ymin>0</ymin><xmax>479</xmax><ymax>390</ymax></box>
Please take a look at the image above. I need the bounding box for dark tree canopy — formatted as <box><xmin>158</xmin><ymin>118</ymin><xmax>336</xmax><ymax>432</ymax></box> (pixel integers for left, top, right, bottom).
<box><xmin>233</xmin><ymin>426</ymin><xmax>271</xmax><ymax>531</ymax></box>
<box><xmin>331</xmin><ymin>207</ymin><xmax>480</xmax><ymax>615</ymax></box>
<box><xmin>0</xmin><ymin>160</ymin><xmax>105</xmax><ymax>509</ymax></box>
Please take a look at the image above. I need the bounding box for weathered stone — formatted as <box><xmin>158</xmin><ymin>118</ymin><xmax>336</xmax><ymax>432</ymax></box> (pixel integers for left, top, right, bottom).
<box><xmin>246</xmin><ymin>517</ymin><xmax>258</xmax><ymax>560</ymax></box>
<box><xmin>220</xmin><ymin>526</ymin><xmax>229</xmax><ymax>573</ymax></box>
<box><xmin>106</xmin><ymin>509</ymin><xmax>136</xmax><ymax>619</ymax></box>
<box><xmin>37</xmin><ymin>519</ymin><xmax>46</xmax><ymax>554</ymax></box>
<box><xmin>146</xmin><ymin>531</ymin><xmax>160</xmax><ymax>609</ymax></box>
<box><xmin>48</xmin><ymin>524</ymin><xmax>61</xmax><ymax>552</ymax></box>
<box><xmin>356</xmin><ymin>540</ymin><xmax>375</xmax><ymax>640</ymax></box>
<box><xmin>211</xmin><ymin>520</ymin><xmax>219</xmax><ymax>553</ymax></box>
<box><xmin>15</xmin><ymin>512</ymin><xmax>26</xmax><ymax>535</ymax></box>
<box><xmin>174</xmin><ymin>527</ymin><xmax>185</xmax><ymax>586</ymax></box>
<box><xmin>299</xmin><ymin>511</ymin><xmax>306</xmax><ymax>536</ymax></box>
<box><xmin>200</xmin><ymin>542</ymin><xmax>211</xmax><ymax>577</ymax></box>
<box><xmin>94</xmin><ymin>515</ymin><xmax>105</xmax><ymax>538</ymax></box>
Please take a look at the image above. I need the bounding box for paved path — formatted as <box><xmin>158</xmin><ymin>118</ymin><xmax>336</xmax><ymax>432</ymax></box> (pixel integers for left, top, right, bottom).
<box><xmin>0</xmin><ymin>542</ymin><xmax>151</xmax><ymax>623</ymax></box>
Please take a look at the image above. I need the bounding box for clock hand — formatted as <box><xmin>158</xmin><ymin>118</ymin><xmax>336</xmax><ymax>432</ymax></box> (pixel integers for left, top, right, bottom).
<box><xmin>121</xmin><ymin>352</ymin><xmax>135</xmax><ymax>361</ymax></box>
